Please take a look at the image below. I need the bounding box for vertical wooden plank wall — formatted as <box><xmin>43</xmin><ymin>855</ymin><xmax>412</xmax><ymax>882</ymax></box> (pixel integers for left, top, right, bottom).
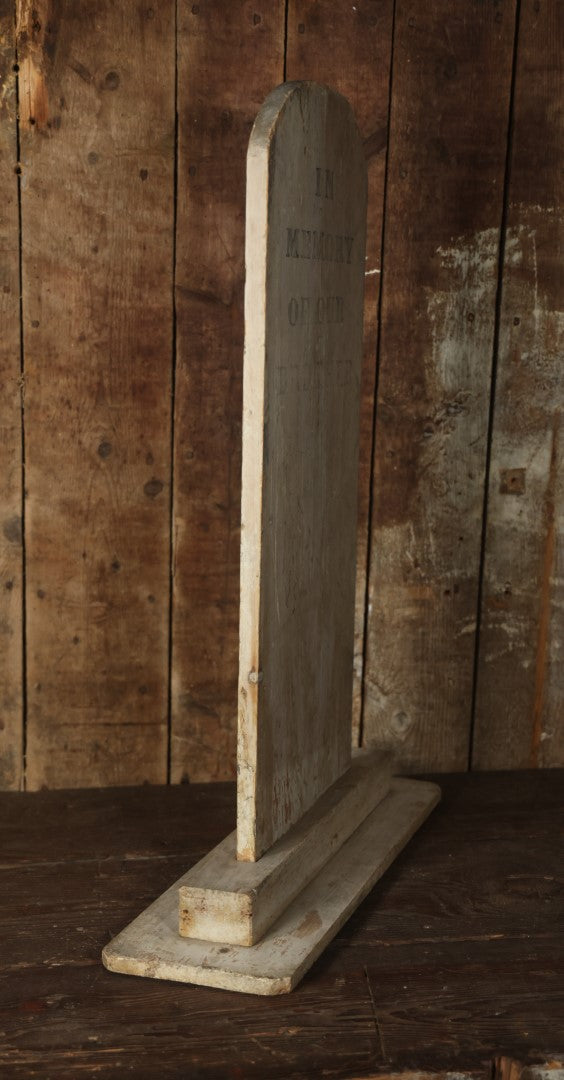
<box><xmin>285</xmin><ymin>0</ymin><xmax>393</xmax><ymax>739</ymax></box>
<box><xmin>362</xmin><ymin>0</ymin><xmax>518</xmax><ymax>771</ymax></box>
<box><xmin>0</xmin><ymin>0</ymin><xmax>561</xmax><ymax>787</ymax></box>
<box><xmin>473</xmin><ymin>0</ymin><xmax>563</xmax><ymax>768</ymax></box>
<box><xmin>0</xmin><ymin>9</ymin><xmax>23</xmax><ymax>789</ymax></box>
<box><xmin>170</xmin><ymin>3</ymin><xmax>285</xmax><ymax>782</ymax></box>
<box><xmin>19</xmin><ymin>0</ymin><xmax>175</xmax><ymax>787</ymax></box>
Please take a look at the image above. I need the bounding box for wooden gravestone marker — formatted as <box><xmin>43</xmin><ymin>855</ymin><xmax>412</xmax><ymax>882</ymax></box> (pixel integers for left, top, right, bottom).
<box><xmin>103</xmin><ymin>83</ymin><xmax>440</xmax><ymax>995</ymax></box>
<box><xmin>237</xmin><ymin>81</ymin><xmax>369</xmax><ymax>860</ymax></box>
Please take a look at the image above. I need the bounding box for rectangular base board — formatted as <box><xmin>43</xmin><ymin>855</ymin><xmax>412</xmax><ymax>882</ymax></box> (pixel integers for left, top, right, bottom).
<box><xmin>103</xmin><ymin>778</ymin><xmax>440</xmax><ymax>996</ymax></box>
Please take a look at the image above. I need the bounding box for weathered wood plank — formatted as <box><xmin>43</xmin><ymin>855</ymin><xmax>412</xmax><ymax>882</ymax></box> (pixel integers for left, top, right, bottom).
<box><xmin>286</xmin><ymin>0</ymin><xmax>395</xmax><ymax>741</ymax></box>
<box><xmin>3</xmin><ymin>768</ymin><xmax>561</xmax><ymax>870</ymax></box>
<box><xmin>5</xmin><ymin>852</ymin><xmax>563</xmax><ymax>975</ymax></box>
<box><xmin>0</xmin><ymin>965</ymin><xmax>382</xmax><ymax>1080</ymax></box>
<box><xmin>472</xmin><ymin>0</ymin><xmax>564</xmax><ymax>768</ymax></box>
<box><xmin>18</xmin><ymin>0</ymin><xmax>175</xmax><ymax>787</ymax></box>
<box><xmin>237</xmin><ymin>82</ymin><xmax>368</xmax><ymax>859</ymax></box>
<box><xmin>363</xmin><ymin>0</ymin><xmax>518</xmax><ymax>771</ymax></box>
<box><xmin>0</xmin><ymin>2</ymin><xmax>23</xmax><ymax>789</ymax></box>
<box><xmin>171</xmin><ymin>2</ymin><xmax>286</xmax><ymax>784</ymax></box>
<box><xmin>0</xmin><ymin>781</ymin><xmax>234</xmax><ymax>869</ymax></box>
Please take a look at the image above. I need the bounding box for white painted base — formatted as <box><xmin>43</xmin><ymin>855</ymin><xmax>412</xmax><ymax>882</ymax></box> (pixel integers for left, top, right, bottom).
<box><xmin>102</xmin><ymin>778</ymin><xmax>440</xmax><ymax>996</ymax></box>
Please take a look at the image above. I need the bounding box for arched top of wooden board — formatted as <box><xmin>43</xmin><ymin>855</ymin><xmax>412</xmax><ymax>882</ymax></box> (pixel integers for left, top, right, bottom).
<box><xmin>248</xmin><ymin>79</ymin><xmax>364</xmax><ymax>154</ymax></box>
<box><xmin>237</xmin><ymin>82</ymin><xmax>368</xmax><ymax>860</ymax></box>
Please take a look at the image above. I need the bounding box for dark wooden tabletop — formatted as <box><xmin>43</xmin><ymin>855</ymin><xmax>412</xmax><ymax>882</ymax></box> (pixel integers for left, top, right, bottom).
<box><xmin>1</xmin><ymin>770</ymin><xmax>563</xmax><ymax>1079</ymax></box>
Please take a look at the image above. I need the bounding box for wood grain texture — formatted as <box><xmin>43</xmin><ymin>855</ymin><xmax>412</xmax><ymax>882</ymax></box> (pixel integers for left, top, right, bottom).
<box><xmin>170</xmin><ymin>2</ymin><xmax>286</xmax><ymax>784</ymax></box>
<box><xmin>363</xmin><ymin>955</ymin><xmax>564</xmax><ymax>1070</ymax></box>
<box><xmin>237</xmin><ymin>82</ymin><xmax>367</xmax><ymax>859</ymax></box>
<box><xmin>286</xmin><ymin>0</ymin><xmax>394</xmax><ymax>742</ymax></box>
<box><xmin>0</xmin><ymin>3</ymin><xmax>23</xmax><ymax>789</ymax></box>
<box><xmin>19</xmin><ymin>0</ymin><xmax>174</xmax><ymax>788</ymax></box>
<box><xmin>1</xmin><ymin>965</ymin><xmax>382</xmax><ymax>1080</ymax></box>
<box><xmin>0</xmin><ymin>771</ymin><xmax>562</xmax><ymax>1076</ymax></box>
<box><xmin>473</xmin><ymin>0</ymin><xmax>564</xmax><ymax>768</ymax></box>
<box><xmin>363</xmin><ymin>0</ymin><xmax>518</xmax><ymax>771</ymax></box>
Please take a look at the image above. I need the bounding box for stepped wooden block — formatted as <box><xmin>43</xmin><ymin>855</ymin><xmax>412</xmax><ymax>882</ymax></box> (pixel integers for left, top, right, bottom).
<box><xmin>103</xmin><ymin>778</ymin><xmax>440</xmax><ymax>995</ymax></box>
<box><xmin>178</xmin><ymin>748</ymin><xmax>392</xmax><ymax>946</ymax></box>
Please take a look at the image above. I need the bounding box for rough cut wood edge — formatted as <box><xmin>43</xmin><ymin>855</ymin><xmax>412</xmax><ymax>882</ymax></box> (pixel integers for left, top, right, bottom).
<box><xmin>179</xmin><ymin>748</ymin><xmax>392</xmax><ymax>945</ymax></box>
<box><xmin>170</xmin><ymin>3</ymin><xmax>286</xmax><ymax>786</ymax></box>
<box><xmin>102</xmin><ymin>777</ymin><xmax>440</xmax><ymax>996</ymax></box>
<box><xmin>0</xmin><ymin>6</ymin><xmax>23</xmax><ymax>789</ymax></box>
<box><xmin>235</xmin><ymin>84</ymin><xmax>286</xmax><ymax>833</ymax></box>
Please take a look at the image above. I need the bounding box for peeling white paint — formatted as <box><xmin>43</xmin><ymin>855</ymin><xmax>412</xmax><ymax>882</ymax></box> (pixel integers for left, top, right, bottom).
<box><xmin>436</xmin><ymin>227</ymin><xmax>499</xmax><ymax>276</ymax></box>
<box><xmin>428</xmin><ymin>228</ymin><xmax>499</xmax><ymax>393</ymax></box>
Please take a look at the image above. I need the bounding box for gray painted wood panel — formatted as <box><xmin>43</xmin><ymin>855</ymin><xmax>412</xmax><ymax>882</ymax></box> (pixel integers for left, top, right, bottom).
<box><xmin>237</xmin><ymin>82</ymin><xmax>368</xmax><ymax>859</ymax></box>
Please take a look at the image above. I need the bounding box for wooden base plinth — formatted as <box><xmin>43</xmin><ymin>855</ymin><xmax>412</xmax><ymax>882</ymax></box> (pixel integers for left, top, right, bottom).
<box><xmin>179</xmin><ymin>747</ymin><xmax>391</xmax><ymax>946</ymax></box>
<box><xmin>102</xmin><ymin>778</ymin><xmax>440</xmax><ymax>996</ymax></box>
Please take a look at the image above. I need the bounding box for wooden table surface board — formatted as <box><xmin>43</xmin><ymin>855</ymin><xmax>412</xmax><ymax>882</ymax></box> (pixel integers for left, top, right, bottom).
<box><xmin>0</xmin><ymin>771</ymin><xmax>562</xmax><ymax>1078</ymax></box>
